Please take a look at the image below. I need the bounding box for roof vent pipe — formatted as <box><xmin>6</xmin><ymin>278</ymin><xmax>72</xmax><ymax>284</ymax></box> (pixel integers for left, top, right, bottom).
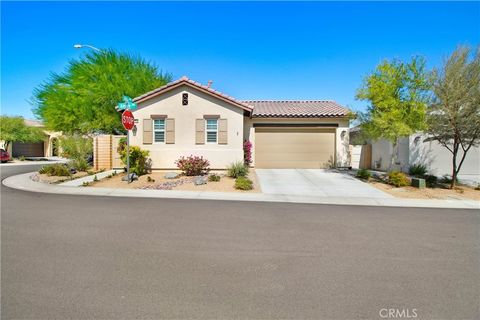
<box><xmin>207</xmin><ymin>80</ymin><xmax>213</xmax><ymax>88</ymax></box>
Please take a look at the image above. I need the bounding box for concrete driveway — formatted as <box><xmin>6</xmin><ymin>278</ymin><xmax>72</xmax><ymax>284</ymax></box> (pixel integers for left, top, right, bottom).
<box><xmin>256</xmin><ymin>169</ymin><xmax>393</xmax><ymax>198</ymax></box>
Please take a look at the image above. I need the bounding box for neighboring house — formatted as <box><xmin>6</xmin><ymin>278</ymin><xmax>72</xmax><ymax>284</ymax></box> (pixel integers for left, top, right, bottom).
<box><xmin>129</xmin><ymin>76</ymin><xmax>350</xmax><ymax>169</ymax></box>
<box><xmin>1</xmin><ymin>119</ymin><xmax>62</xmax><ymax>158</ymax></box>
<box><xmin>350</xmin><ymin>127</ymin><xmax>480</xmax><ymax>184</ymax></box>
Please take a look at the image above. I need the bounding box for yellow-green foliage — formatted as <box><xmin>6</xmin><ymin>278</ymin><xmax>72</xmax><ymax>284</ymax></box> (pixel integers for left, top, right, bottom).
<box><xmin>39</xmin><ymin>163</ymin><xmax>71</xmax><ymax>177</ymax></box>
<box><xmin>235</xmin><ymin>176</ymin><xmax>253</xmax><ymax>190</ymax></box>
<box><xmin>119</xmin><ymin>144</ymin><xmax>150</xmax><ymax>176</ymax></box>
<box><xmin>388</xmin><ymin>171</ymin><xmax>410</xmax><ymax>187</ymax></box>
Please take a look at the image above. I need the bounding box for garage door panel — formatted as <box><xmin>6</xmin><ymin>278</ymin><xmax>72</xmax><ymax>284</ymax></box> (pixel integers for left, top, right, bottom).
<box><xmin>12</xmin><ymin>142</ymin><xmax>44</xmax><ymax>157</ymax></box>
<box><xmin>255</xmin><ymin>128</ymin><xmax>335</xmax><ymax>169</ymax></box>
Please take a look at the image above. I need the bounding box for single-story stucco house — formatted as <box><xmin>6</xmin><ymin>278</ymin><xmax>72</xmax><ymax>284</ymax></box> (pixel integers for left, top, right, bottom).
<box><xmin>1</xmin><ymin>119</ymin><xmax>62</xmax><ymax>158</ymax></box>
<box><xmin>129</xmin><ymin>76</ymin><xmax>350</xmax><ymax>169</ymax></box>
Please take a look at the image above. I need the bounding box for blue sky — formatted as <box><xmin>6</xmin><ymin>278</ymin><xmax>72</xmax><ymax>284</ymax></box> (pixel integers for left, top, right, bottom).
<box><xmin>1</xmin><ymin>1</ymin><xmax>479</xmax><ymax>119</ymax></box>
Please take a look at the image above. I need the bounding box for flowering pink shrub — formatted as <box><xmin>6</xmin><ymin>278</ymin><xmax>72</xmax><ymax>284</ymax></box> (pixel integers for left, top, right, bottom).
<box><xmin>243</xmin><ymin>140</ymin><xmax>252</xmax><ymax>166</ymax></box>
<box><xmin>175</xmin><ymin>155</ymin><xmax>210</xmax><ymax>176</ymax></box>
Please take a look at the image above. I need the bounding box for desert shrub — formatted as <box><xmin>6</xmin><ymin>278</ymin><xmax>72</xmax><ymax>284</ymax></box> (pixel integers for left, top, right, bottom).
<box><xmin>235</xmin><ymin>176</ymin><xmax>253</xmax><ymax>190</ymax></box>
<box><xmin>243</xmin><ymin>140</ymin><xmax>252</xmax><ymax>166</ymax></box>
<box><xmin>119</xmin><ymin>145</ymin><xmax>151</xmax><ymax>176</ymax></box>
<box><xmin>147</xmin><ymin>176</ymin><xmax>155</xmax><ymax>183</ymax></box>
<box><xmin>475</xmin><ymin>183</ymin><xmax>480</xmax><ymax>191</ymax></box>
<box><xmin>424</xmin><ymin>174</ymin><xmax>438</xmax><ymax>188</ymax></box>
<box><xmin>441</xmin><ymin>175</ymin><xmax>459</xmax><ymax>184</ymax></box>
<box><xmin>82</xmin><ymin>181</ymin><xmax>90</xmax><ymax>187</ymax></box>
<box><xmin>39</xmin><ymin>163</ymin><xmax>71</xmax><ymax>176</ymax></box>
<box><xmin>208</xmin><ymin>173</ymin><xmax>221</xmax><ymax>182</ymax></box>
<box><xmin>356</xmin><ymin>168</ymin><xmax>371</xmax><ymax>180</ymax></box>
<box><xmin>408</xmin><ymin>163</ymin><xmax>428</xmax><ymax>177</ymax></box>
<box><xmin>18</xmin><ymin>156</ymin><xmax>26</xmax><ymax>161</ymax></box>
<box><xmin>175</xmin><ymin>155</ymin><xmax>210</xmax><ymax>176</ymax></box>
<box><xmin>388</xmin><ymin>171</ymin><xmax>410</xmax><ymax>187</ymax></box>
<box><xmin>71</xmin><ymin>158</ymin><xmax>89</xmax><ymax>171</ymax></box>
<box><xmin>60</xmin><ymin>135</ymin><xmax>92</xmax><ymax>171</ymax></box>
<box><xmin>93</xmin><ymin>175</ymin><xmax>98</xmax><ymax>182</ymax></box>
<box><xmin>117</xmin><ymin>137</ymin><xmax>127</xmax><ymax>153</ymax></box>
<box><xmin>227</xmin><ymin>161</ymin><xmax>249</xmax><ymax>178</ymax></box>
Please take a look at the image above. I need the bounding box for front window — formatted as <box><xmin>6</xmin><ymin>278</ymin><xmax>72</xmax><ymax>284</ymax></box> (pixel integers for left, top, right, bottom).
<box><xmin>153</xmin><ymin>119</ymin><xmax>165</xmax><ymax>143</ymax></box>
<box><xmin>206</xmin><ymin>119</ymin><xmax>218</xmax><ymax>143</ymax></box>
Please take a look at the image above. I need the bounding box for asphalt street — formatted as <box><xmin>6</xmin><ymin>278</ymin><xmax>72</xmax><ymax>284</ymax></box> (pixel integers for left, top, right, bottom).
<box><xmin>1</xmin><ymin>164</ymin><xmax>479</xmax><ymax>319</ymax></box>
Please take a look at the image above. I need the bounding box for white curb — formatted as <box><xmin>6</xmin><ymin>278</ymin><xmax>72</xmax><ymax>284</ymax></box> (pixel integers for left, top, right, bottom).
<box><xmin>2</xmin><ymin>172</ymin><xmax>479</xmax><ymax>209</ymax></box>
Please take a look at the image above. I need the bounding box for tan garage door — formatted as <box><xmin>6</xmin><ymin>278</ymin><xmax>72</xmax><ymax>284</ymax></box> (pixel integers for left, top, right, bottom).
<box><xmin>255</xmin><ymin>128</ymin><xmax>335</xmax><ymax>168</ymax></box>
<box><xmin>12</xmin><ymin>142</ymin><xmax>45</xmax><ymax>157</ymax></box>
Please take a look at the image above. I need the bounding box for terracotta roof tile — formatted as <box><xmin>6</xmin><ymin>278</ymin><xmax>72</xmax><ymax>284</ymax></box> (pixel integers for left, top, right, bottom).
<box><xmin>244</xmin><ymin>100</ymin><xmax>349</xmax><ymax>118</ymax></box>
<box><xmin>133</xmin><ymin>77</ymin><xmax>349</xmax><ymax>118</ymax></box>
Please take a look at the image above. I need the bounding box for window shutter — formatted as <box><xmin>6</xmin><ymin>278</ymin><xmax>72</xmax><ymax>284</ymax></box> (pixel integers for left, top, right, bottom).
<box><xmin>218</xmin><ymin>119</ymin><xmax>228</xmax><ymax>145</ymax></box>
<box><xmin>166</xmin><ymin>118</ymin><xmax>175</xmax><ymax>144</ymax></box>
<box><xmin>195</xmin><ymin>119</ymin><xmax>205</xmax><ymax>144</ymax></box>
<box><xmin>143</xmin><ymin>119</ymin><xmax>152</xmax><ymax>144</ymax></box>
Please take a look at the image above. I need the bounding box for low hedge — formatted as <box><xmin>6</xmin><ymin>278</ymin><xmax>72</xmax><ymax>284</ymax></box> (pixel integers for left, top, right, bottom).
<box><xmin>235</xmin><ymin>176</ymin><xmax>253</xmax><ymax>190</ymax></box>
<box><xmin>388</xmin><ymin>171</ymin><xmax>410</xmax><ymax>187</ymax></box>
<box><xmin>39</xmin><ymin>163</ymin><xmax>71</xmax><ymax>177</ymax></box>
<box><xmin>356</xmin><ymin>169</ymin><xmax>371</xmax><ymax>180</ymax></box>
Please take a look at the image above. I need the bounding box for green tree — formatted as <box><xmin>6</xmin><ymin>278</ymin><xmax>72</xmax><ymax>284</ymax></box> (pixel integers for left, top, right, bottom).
<box><xmin>426</xmin><ymin>46</ymin><xmax>480</xmax><ymax>188</ymax></box>
<box><xmin>32</xmin><ymin>49</ymin><xmax>172</xmax><ymax>134</ymax></box>
<box><xmin>356</xmin><ymin>57</ymin><xmax>432</xmax><ymax>170</ymax></box>
<box><xmin>0</xmin><ymin>116</ymin><xmax>45</xmax><ymax>150</ymax></box>
<box><xmin>59</xmin><ymin>135</ymin><xmax>93</xmax><ymax>171</ymax></box>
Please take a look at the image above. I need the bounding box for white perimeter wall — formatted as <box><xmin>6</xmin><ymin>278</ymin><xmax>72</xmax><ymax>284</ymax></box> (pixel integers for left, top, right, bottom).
<box><xmin>370</xmin><ymin>134</ymin><xmax>480</xmax><ymax>184</ymax></box>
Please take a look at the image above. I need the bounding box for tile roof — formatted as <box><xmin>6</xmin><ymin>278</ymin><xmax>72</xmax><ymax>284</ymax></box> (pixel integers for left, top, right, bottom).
<box><xmin>134</xmin><ymin>76</ymin><xmax>254</xmax><ymax>111</ymax></box>
<box><xmin>133</xmin><ymin>77</ymin><xmax>350</xmax><ymax>118</ymax></box>
<box><xmin>244</xmin><ymin>100</ymin><xmax>350</xmax><ymax>118</ymax></box>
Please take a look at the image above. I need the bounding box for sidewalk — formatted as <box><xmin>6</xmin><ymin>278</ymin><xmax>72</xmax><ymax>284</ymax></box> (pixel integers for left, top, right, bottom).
<box><xmin>3</xmin><ymin>171</ymin><xmax>479</xmax><ymax>209</ymax></box>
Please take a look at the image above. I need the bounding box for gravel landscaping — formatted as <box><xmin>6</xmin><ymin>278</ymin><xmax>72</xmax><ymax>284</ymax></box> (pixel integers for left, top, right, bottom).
<box><xmin>88</xmin><ymin>169</ymin><xmax>261</xmax><ymax>193</ymax></box>
<box><xmin>353</xmin><ymin>170</ymin><xmax>480</xmax><ymax>201</ymax></box>
<box><xmin>31</xmin><ymin>171</ymin><xmax>90</xmax><ymax>184</ymax></box>
<box><xmin>368</xmin><ymin>180</ymin><xmax>480</xmax><ymax>201</ymax></box>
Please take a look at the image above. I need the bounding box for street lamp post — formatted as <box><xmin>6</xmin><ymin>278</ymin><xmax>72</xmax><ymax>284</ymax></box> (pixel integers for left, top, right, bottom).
<box><xmin>73</xmin><ymin>44</ymin><xmax>103</xmax><ymax>52</ymax></box>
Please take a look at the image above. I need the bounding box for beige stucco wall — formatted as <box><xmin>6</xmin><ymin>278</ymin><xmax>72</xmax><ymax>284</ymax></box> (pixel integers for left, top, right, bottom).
<box><xmin>44</xmin><ymin>131</ymin><xmax>63</xmax><ymax>157</ymax></box>
<box><xmin>244</xmin><ymin>117</ymin><xmax>350</xmax><ymax>167</ymax></box>
<box><xmin>130</xmin><ymin>85</ymin><xmax>245</xmax><ymax>169</ymax></box>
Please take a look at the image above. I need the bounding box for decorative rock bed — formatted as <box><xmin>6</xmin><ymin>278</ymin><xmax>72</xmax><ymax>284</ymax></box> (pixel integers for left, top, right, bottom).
<box><xmin>137</xmin><ymin>177</ymin><xmax>195</xmax><ymax>190</ymax></box>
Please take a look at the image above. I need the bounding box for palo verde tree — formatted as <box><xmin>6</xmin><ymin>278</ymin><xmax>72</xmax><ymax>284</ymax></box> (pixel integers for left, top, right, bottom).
<box><xmin>32</xmin><ymin>49</ymin><xmax>172</xmax><ymax>134</ymax></box>
<box><xmin>0</xmin><ymin>116</ymin><xmax>45</xmax><ymax>150</ymax></box>
<box><xmin>356</xmin><ymin>57</ymin><xmax>432</xmax><ymax>170</ymax></box>
<box><xmin>426</xmin><ymin>46</ymin><xmax>480</xmax><ymax>188</ymax></box>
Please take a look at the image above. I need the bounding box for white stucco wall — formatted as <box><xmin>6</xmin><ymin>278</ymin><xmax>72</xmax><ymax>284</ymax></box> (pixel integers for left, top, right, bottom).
<box><xmin>244</xmin><ymin>117</ymin><xmax>350</xmax><ymax>167</ymax></box>
<box><xmin>408</xmin><ymin>133</ymin><xmax>480</xmax><ymax>184</ymax></box>
<box><xmin>370</xmin><ymin>137</ymin><xmax>410</xmax><ymax>172</ymax></box>
<box><xmin>130</xmin><ymin>85</ymin><xmax>245</xmax><ymax>169</ymax></box>
<box><xmin>370</xmin><ymin>134</ymin><xmax>480</xmax><ymax>184</ymax></box>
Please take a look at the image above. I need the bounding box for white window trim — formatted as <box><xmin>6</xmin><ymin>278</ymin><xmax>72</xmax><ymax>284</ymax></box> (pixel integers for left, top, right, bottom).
<box><xmin>153</xmin><ymin>119</ymin><xmax>166</xmax><ymax>144</ymax></box>
<box><xmin>205</xmin><ymin>119</ymin><xmax>218</xmax><ymax>144</ymax></box>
